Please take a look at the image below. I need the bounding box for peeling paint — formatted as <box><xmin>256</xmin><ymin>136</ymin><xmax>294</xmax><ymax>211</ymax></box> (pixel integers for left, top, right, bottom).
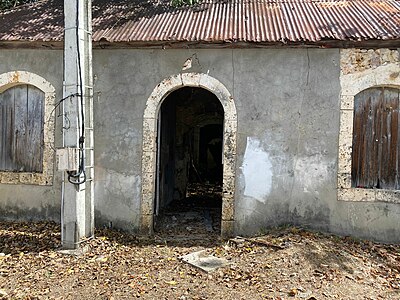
<box><xmin>241</xmin><ymin>137</ymin><xmax>272</xmax><ymax>201</ymax></box>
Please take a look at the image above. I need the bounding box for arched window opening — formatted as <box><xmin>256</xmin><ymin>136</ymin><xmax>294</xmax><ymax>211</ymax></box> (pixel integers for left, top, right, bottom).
<box><xmin>0</xmin><ymin>84</ymin><xmax>45</xmax><ymax>173</ymax></box>
<box><xmin>352</xmin><ymin>87</ymin><xmax>400</xmax><ymax>190</ymax></box>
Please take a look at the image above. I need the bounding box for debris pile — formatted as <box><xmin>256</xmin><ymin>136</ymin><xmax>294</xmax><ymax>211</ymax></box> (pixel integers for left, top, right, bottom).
<box><xmin>155</xmin><ymin>182</ymin><xmax>222</xmax><ymax>237</ymax></box>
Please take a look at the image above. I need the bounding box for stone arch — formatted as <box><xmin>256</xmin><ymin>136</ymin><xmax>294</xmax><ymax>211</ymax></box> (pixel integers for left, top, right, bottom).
<box><xmin>0</xmin><ymin>71</ymin><xmax>56</xmax><ymax>185</ymax></box>
<box><xmin>338</xmin><ymin>63</ymin><xmax>400</xmax><ymax>203</ymax></box>
<box><xmin>140</xmin><ymin>73</ymin><xmax>237</xmax><ymax>236</ymax></box>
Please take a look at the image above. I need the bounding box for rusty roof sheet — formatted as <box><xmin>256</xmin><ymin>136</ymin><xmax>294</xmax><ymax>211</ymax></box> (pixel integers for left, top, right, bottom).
<box><xmin>0</xmin><ymin>0</ymin><xmax>399</xmax><ymax>46</ymax></box>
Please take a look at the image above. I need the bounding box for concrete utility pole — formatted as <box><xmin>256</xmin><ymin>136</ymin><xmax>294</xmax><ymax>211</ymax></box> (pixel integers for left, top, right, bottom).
<box><xmin>60</xmin><ymin>0</ymin><xmax>94</xmax><ymax>249</ymax></box>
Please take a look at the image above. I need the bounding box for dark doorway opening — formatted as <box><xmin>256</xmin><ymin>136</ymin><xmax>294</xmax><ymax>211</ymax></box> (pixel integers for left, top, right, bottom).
<box><xmin>154</xmin><ymin>87</ymin><xmax>224</xmax><ymax>238</ymax></box>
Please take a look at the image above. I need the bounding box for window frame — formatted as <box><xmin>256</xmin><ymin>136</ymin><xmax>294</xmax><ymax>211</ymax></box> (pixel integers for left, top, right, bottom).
<box><xmin>338</xmin><ymin>63</ymin><xmax>400</xmax><ymax>203</ymax></box>
<box><xmin>351</xmin><ymin>87</ymin><xmax>400</xmax><ymax>190</ymax></box>
<box><xmin>0</xmin><ymin>71</ymin><xmax>55</xmax><ymax>185</ymax></box>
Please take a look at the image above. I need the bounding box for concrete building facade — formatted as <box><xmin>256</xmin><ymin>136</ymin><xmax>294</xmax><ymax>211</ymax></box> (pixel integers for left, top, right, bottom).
<box><xmin>0</xmin><ymin>1</ymin><xmax>399</xmax><ymax>243</ymax></box>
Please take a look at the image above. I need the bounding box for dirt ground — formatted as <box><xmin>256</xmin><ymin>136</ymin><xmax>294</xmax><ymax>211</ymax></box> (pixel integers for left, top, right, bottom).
<box><xmin>0</xmin><ymin>221</ymin><xmax>399</xmax><ymax>300</ymax></box>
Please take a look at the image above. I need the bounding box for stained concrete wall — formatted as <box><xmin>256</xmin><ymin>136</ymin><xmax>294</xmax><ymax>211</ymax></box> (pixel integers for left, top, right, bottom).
<box><xmin>1</xmin><ymin>48</ymin><xmax>399</xmax><ymax>242</ymax></box>
<box><xmin>0</xmin><ymin>50</ymin><xmax>63</xmax><ymax>222</ymax></box>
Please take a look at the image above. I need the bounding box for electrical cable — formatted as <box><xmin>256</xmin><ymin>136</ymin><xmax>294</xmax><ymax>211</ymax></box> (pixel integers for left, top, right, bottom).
<box><xmin>48</xmin><ymin>93</ymin><xmax>80</xmax><ymax>124</ymax></box>
<box><xmin>66</xmin><ymin>1</ymin><xmax>86</xmax><ymax>186</ymax></box>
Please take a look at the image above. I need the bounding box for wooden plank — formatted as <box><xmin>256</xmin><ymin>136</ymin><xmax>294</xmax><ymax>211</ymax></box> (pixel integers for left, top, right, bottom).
<box><xmin>371</xmin><ymin>88</ymin><xmax>382</xmax><ymax>188</ymax></box>
<box><xmin>367</xmin><ymin>90</ymin><xmax>377</xmax><ymax>188</ymax></box>
<box><xmin>1</xmin><ymin>90</ymin><xmax>6</xmax><ymax>169</ymax></box>
<box><xmin>352</xmin><ymin>92</ymin><xmax>362</xmax><ymax>187</ymax></box>
<box><xmin>5</xmin><ymin>102</ymin><xmax>14</xmax><ymax>171</ymax></box>
<box><xmin>389</xmin><ymin>88</ymin><xmax>399</xmax><ymax>189</ymax></box>
<box><xmin>361</xmin><ymin>93</ymin><xmax>372</xmax><ymax>187</ymax></box>
<box><xmin>13</xmin><ymin>85</ymin><xmax>28</xmax><ymax>171</ymax></box>
<box><xmin>380</xmin><ymin>88</ymin><xmax>398</xmax><ymax>189</ymax></box>
<box><xmin>380</xmin><ymin>88</ymin><xmax>389</xmax><ymax>188</ymax></box>
<box><xmin>0</xmin><ymin>88</ymin><xmax>15</xmax><ymax>171</ymax></box>
<box><xmin>394</xmin><ymin>89</ymin><xmax>400</xmax><ymax>189</ymax></box>
<box><xmin>26</xmin><ymin>85</ymin><xmax>44</xmax><ymax>172</ymax></box>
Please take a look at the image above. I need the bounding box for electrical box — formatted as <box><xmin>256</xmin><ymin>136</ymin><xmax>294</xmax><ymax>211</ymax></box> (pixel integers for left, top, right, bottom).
<box><xmin>56</xmin><ymin>148</ymin><xmax>79</xmax><ymax>171</ymax></box>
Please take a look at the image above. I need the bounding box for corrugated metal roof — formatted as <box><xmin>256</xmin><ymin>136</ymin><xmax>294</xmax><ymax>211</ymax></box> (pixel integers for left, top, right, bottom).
<box><xmin>0</xmin><ymin>0</ymin><xmax>399</xmax><ymax>46</ymax></box>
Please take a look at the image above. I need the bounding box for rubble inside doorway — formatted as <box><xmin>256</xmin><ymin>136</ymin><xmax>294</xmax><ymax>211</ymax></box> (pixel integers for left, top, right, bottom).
<box><xmin>154</xmin><ymin>182</ymin><xmax>222</xmax><ymax>241</ymax></box>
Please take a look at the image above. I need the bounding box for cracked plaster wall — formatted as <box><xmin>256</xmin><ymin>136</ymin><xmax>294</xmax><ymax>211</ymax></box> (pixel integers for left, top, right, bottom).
<box><xmin>232</xmin><ymin>49</ymin><xmax>340</xmax><ymax>236</ymax></box>
<box><xmin>231</xmin><ymin>48</ymin><xmax>400</xmax><ymax>242</ymax></box>
<box><xmin>93</xmin><ymin>48</ymin><xmax>400</xmax><ymax>242</ymax></box>
<box><xmin>1</xmin><ymin>48</ymin><xmax>400</xmax><ymax>242</ymax></box>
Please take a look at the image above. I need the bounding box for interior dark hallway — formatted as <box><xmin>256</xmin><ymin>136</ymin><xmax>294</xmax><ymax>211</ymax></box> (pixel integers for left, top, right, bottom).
<box><xmin>154</xmin><ymin>87</ymin><xmax>224</xmax><ymax>237</ymax></box>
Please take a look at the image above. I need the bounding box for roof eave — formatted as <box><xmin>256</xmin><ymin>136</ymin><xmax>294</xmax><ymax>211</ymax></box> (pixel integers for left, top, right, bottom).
<box><xmin>0</xmin><ymin>39</ymin><xmax>399</xmax><ymax>50</ymax></box>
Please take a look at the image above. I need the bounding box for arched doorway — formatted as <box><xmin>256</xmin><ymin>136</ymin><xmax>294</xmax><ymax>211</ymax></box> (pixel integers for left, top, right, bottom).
<box><xmin>155</xmin><ymin>87</ymin><xmax>224</xmax><ymax>235</ymax></box>
<box><xmin>140</xmin><ymin>73</ymin><xmax>237</xmax><ymax>237</ymax></box>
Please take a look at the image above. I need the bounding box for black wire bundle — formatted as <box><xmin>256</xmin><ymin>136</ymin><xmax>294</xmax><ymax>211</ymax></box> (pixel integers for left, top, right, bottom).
<box><xmin>67</xmin><ymin>1</ymin><xmax>86</xmax><ymax>186</ymax></box>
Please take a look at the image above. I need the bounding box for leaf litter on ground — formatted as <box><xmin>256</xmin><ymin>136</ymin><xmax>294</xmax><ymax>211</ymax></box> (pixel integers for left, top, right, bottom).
<box><xmin>0</xmin><ymin>221</ymin><xmax>399</xmax><ymax>299</ymax></box>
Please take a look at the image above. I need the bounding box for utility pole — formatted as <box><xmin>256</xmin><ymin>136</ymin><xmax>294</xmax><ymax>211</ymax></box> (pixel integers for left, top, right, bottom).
<box><xmin>59</xmin><ymin>0</ymin><xmax>94</xmax><ymax>249</ymax></box>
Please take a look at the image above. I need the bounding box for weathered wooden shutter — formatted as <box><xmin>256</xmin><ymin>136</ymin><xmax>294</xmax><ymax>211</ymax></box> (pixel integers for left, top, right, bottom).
<box><xmin>352</xmin><ymin>87</ymin><xmax>400</xmax><ymax>189</ymax></box>
<box><xmin>0</xmin><ymin>85</ymin><xmax>44</xmax><ymax>173</ymax></box>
